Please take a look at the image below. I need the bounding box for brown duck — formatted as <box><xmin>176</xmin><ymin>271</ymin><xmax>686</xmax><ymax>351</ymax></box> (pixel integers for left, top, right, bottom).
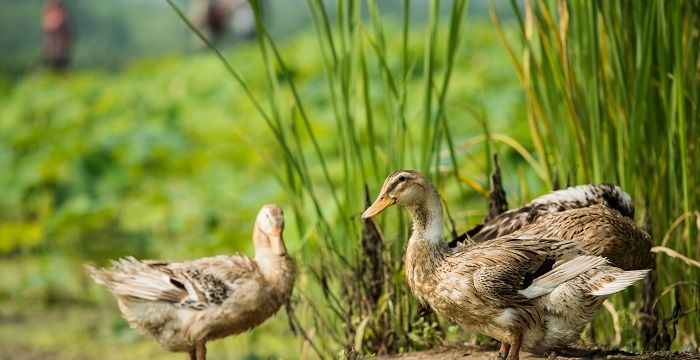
<box><xmin>85</xmin><ymin>204</ymin><xmax>295</xmax><ymax>360</ymax></box>
<box><xmin>451</xmin><ymin>184</ymin><xmax>653</xmax><ymax>270</ymax></box>
<box><xmin>363</xmin><ymin>171</ymin><xmax>648</xmax><ymax>360</ymax></box>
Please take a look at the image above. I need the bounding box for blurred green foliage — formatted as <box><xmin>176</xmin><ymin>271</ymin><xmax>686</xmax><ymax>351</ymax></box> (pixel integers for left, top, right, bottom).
<box><xmin>0</xmin><ymin>0</ymin><xmax>514</xmax><ymax>79</ymax></box>
<box><xmin>0</xmin><ymin>15</ymin><xmax>525</xmax><ymax>357</ymax></box>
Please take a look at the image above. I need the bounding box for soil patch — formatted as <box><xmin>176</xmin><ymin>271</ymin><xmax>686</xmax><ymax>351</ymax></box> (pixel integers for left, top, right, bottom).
<box><xmin>378</xmin><ymin>344</ymin><xmax>700</xmax><ymax>360</ymax></box>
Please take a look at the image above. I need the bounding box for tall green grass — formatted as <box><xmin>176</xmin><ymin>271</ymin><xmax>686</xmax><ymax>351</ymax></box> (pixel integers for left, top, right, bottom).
<box><xmin>248</xmin><ymin>0</ymin><xmax>473</xmax><ymax>354</ymax></box>
<box><xmin>495</xmin><ymin>0</ymin><xmax>700</xmax><ymax>350</ymax></box>
<box><xmin>166</xmin><ymin>0</ymin><xmax>475</xmax><ymax>354</ymax></box>
<box><xmin>166</xmin><ymin>0</ymin><xmax>699</xmax><ymax>356</ymax></box>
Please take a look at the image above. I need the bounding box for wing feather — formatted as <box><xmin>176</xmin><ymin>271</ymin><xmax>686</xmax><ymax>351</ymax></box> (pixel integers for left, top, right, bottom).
<box><xmin>466</xmin><ymin>238</ymin><xmax>581</xmax><ymax>306</ymax></box>
<box><xmin>85</xmin><ymin>254</ymin><xmax>259</xmax><ymax>310</ymax></box>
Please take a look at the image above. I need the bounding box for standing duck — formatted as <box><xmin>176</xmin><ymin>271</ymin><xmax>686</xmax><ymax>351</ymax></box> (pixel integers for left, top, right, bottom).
<box><xmin>363</xmin><ymin>171</ymin><xmax>648</xmax><ymax>359</ymax></box>
<box><xmin>451</xmin><ymin>185</ymin><xmax>653</xmax><ymax>270</ymax></box>
<box><xmin>85</xmin><ymin>204</ymin><xmax>295</xmax><ymax>360</ymax></box>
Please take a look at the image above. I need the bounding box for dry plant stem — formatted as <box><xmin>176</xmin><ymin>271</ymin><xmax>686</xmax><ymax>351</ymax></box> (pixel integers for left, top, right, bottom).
<box><xmin>487</xmin><ymin>154</ymin><xmax>508</xmax><ymax>221</ymax></box>
<box><xmin>286</xmin><ymin>301</ymin><xmax>325</xmax><ymax>359</ymax></box>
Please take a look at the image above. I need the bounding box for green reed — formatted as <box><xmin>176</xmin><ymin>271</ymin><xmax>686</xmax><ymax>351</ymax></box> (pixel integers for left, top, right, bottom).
<box><xmin>496</xmin><ymin>0</ymin><xmax>699</xmax><ymax>350</ymax></box>
<box><xmin>167</xmin><ymin>0</ymin><xmax>698</xmax><ymax>355</ymax></box>
<box><xmin>167</xmin><ymin>0</ymin><xmax>472</xmax><ymax>355</ymax></box>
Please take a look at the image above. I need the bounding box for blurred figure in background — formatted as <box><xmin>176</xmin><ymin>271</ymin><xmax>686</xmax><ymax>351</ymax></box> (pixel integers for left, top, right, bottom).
<box><xmin>42</xmin><ymin>0</ymin><xmax>72</xmax><ymax>70</ymax></box>
<box><xmin>231</xmin><ymin>0</ymin><xmax>258</xmax><ymax>40</ymax></box>
<box><xmin>188</xmin><ymin>0</ymin><xmax>259</xmax><ymax>46</ymax></box>
<box><xmin>189</xmin><ymin>0</ymin><xmax>231</xmax><ymax>44</ymax></box>
<box><xmin>205</xmin><ymin>0</ymin><xmax>229</xmax><ymax>41</ymax></box>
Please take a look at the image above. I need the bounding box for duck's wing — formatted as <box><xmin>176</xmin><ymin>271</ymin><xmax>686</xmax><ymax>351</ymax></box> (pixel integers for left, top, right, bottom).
<box><xmin>451</xmin><ymin>184</ymin><xmax>634</xmax><ymax>245</ymax></box>
<box><xmin>462</xmin><ymin>238</ymin><xmax>605</xmax><ymax>305</ymax></box>
<box><xmin>86</xmin><ymin>254</ymin><xmax>258</xmax><ymax>310</ymax></box>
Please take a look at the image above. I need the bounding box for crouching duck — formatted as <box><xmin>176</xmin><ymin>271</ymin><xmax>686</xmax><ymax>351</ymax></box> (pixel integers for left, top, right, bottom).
<box><xmin>363</xmin><ymin>171</ymin><xmax>648</xmax><ymax>360</ymax></box>
<box><xmin>451</xmin><ymin>184</ymin><xmax>653</xmax><ymax>271</ymax></box>
<box><xmin>455</xmin><ymin>183</ymin><xmax>635</xmax><ymax>243</ymax></box>
<box><xmin>85</xmin><ymin>204</ymin><xmax>295</xmax><ymax>360</ymax></box>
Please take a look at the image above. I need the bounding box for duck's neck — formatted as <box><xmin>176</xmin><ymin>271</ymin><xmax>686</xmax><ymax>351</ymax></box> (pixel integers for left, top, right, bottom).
<box><xmin>253</xmin><ymin>229</ymin><xmax>295</xmax><ymax>295</ymax></box>
<box><xmin>256</xmin><ymin>248</ymin><xmax>295</xmax><ymax>298</ymax></box>
<box><xmin>404</xmin><ymin>186</ymin><xmax>449</xmax><ymax>300</ymax></box>
<box><xmin>406</xmin><ymin>187</ymin><xmax>446</xmax><ymax>246</ymax></box>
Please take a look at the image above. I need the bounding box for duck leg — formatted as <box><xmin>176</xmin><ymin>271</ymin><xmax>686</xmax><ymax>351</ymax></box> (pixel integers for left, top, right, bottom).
<box><xmin>497</xmin><ymin>342</ymin><xmax>511</xmax><ymax>360</ymax></box>
<box><xmin>506</xmin><ymin>333</ymin><xmax>522</xmax><ymax>360</ymax></box>
<box><xmin>195</xmin><ymin>343</ymin><xmax>207</xmax><ymax>360</ymax></box>
<box><xmin>188</xmin><ymin>349</ymin><xmax>197</xmax><ymax>360</ymax></box>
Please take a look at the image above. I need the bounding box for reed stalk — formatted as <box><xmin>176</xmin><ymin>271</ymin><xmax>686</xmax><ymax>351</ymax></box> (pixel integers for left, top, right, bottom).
<box><xmin>498</xmin><ymin>0</ymin><xmax>700</xmax><ymax>349</ymax></box>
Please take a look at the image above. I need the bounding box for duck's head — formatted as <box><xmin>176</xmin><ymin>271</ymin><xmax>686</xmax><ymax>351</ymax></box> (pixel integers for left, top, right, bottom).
<box><xmin>362</xmin><ymin>170</ymin><xmax>431</xmax><ymax>218</ymax></box>
<box><xmin>256</xmin><ymin>204</ymin><xmax>285</xmax><ymax>237</ymax></box>
<box><xmin>254</xmin><ymin>204</ymin><xmax>287</xmax><ymax>255</ymax></box>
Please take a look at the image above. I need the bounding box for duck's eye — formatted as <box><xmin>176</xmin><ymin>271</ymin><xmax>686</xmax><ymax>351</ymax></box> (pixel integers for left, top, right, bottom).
<box><xmin>398</xmin><ymin>175</ymin><xmax>406</xmax><ymax>182</ymax></box>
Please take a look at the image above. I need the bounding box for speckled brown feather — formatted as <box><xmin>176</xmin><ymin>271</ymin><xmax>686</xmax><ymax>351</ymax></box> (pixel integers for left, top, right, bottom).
<box><xmin>405</xmin><ymin>236</ymin><xmax>583</xmax><ymax>337</ymax></box>
<box><xmin>451</xmin><ymin>184</ymin><xmax>636</xmax><ymax>245</ymax></box>
<box><xmin>450</xmin><ymin>185</ymin><xmax>652</xmax><ymax>271</ymax></box>
<box><xmin>509</xmin><ymin>205</ymin><xmax>653</xmax><ymax>270</ymax></box>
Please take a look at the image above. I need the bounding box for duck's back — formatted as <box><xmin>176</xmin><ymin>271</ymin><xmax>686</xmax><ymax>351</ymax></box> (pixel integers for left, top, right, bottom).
<box><xmin>87</xmin><ymin>254</ymin><xmax>291</xmax><ymax>352</ymax></box>
<box><xmin>452</xmin><ymin>184</ymin><xmax>635</xmax><ymax>245</ymax></box>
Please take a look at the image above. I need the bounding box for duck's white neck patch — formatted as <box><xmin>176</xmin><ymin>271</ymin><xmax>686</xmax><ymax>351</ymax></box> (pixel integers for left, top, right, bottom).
<box><xmin>407</xmin><ymin>193</ymin><xmax>445</xmax><ymax>244</ymax></box>
<box><xmin>414</xmin><ymin>213</ymin><xmax>444</xmax><ymax>244</ymax></box>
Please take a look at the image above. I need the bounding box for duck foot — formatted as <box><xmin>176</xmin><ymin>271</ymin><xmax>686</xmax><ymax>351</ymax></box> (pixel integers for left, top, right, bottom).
<box><xmin>506</xmin><ymin>333</ymin><xmax>522</xmax><ymax>360</ymax></box>
<box><xmin>498</xmin><ymin>342</ymin><xmax>511</xmax><ymax>360</ymax></box>
<box><xmin>195</xmin><ymin>343</ymin><xmax>207</xmax><ymax>360</ymax></box>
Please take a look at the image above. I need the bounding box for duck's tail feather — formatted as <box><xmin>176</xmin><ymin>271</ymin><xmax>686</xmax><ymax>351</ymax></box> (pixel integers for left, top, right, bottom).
<box><xmin>520</xmin><ymin>255</ymin><xmax>608</xmax><ymax>299</ymax></box>
<box><xmin>84</xmin><ymin>260</ymin><xmax>186</xmax><ymax>303</ymax></box>
<box><xmin>589</xmin><ymin>269</ymin><xmax>650</xmax><ymax>296</ymax></box>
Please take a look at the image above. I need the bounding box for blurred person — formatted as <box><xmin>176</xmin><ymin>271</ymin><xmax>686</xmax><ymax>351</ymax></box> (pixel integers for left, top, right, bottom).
<box><xmin>189</xmin><ymin>0</ymin><xmax>258</xmax><ymax>46</ymax></box>
<box><xmin>205</xmin><ymin>0</ymin><xmax>229</xmax><ymax>41</ymax></box>
<box><xmin>189</xmin><ymin>0</ymin><xmax>232</xmax><ymax>44</ymax></box>
<box><xmin>42</xmin><ymin>0</ymin><xmax>72</xmax><ymax>70</ymax></box>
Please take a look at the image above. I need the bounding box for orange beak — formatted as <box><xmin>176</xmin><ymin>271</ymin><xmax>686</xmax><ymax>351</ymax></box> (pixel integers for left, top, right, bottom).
<box><xmin>362</xmin><ymin>195</ymin><xmax>395</xmax><ymax>219</ymax></box>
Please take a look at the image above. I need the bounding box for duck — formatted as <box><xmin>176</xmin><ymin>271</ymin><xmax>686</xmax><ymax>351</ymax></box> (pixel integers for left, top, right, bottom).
<box><xmin>362</xmin><ymin>170</ymin><xmax>649</xmax><ymax>360</ymax></box>
<box><xmin>450</xmin><ymin>185</ymin><xmax>653</xmax><ymax>271</ymax></box>
<box><xmin>452</xmin><ymin>183</ymin><xmax>635</xmax><ymax>243</ymax></box>
<box><xmin>85</xmin><ymin>204</ymin><xmax>295</xmax><ymax>360</ymax></box>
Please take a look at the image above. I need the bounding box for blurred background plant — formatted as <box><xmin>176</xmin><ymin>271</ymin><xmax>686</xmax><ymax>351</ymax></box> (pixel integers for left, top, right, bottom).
<box><xmin>0</xmin><ymin>0</ymin><xmax>698</xmax><ymax>359</ymax></box>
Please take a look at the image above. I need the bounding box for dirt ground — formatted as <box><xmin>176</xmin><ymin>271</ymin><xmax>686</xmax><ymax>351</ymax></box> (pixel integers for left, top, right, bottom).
<box><xmin>378</xmin><ymin>344</ymin><xmax>700</xmax><ymax>360</ymax></box>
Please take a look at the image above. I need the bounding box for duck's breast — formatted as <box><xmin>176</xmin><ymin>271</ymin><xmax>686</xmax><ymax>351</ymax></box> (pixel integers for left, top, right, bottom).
<box><xmin>185</xmin><ymin>276</ymin><xmax>283</xmax><ymax>343</ymax></box>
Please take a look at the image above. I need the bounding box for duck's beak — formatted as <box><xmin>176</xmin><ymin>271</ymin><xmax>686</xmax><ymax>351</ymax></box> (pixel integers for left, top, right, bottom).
<box><xmin>362</xmin><ymin>195</ymin><xmax>395</xmax><ymax>219</ymax></box>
